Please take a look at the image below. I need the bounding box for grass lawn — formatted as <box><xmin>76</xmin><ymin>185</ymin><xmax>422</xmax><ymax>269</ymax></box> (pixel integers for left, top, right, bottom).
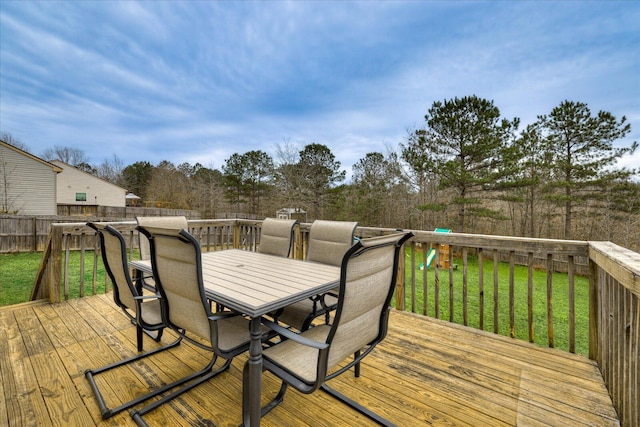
<box><xmin>0</xmin><ymin>250</ymin><xmax>110</xmax><ymax>306</ymax></box>
<box><xmin>1</xmin><ymin>249</ymin><xmax>590</xmax><ymax>355</ymax></box>
<box><xmin>398</xmin><ymin>251</ymin><xmax>590</xmax><ymax>355</ymax></box>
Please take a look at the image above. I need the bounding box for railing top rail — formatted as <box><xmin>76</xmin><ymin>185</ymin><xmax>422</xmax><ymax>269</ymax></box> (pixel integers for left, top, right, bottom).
<box><xmin>589</xmin><ymin>241</ymin><xmax>640</xmax><ymax>297</ymax></box>
<box><xmin>408</xmin><ymin>230</ymin><xmax>590</xmax><ymax>256</ymax></box>
<box><xmin>50</xmin><ymin>220</ymin><xmax>592</xmax><ymax>256</ymax></box>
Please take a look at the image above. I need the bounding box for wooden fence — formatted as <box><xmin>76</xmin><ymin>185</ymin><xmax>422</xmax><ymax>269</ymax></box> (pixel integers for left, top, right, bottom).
<box><xmin>1</xmin><ymin>208</ymin><xmax>198</xmax><ymax>253</ymax></box>
<box><xmin>26</xmin><ymin>219</ymin><xmax>639</xmax><ymax>427</ymax></box>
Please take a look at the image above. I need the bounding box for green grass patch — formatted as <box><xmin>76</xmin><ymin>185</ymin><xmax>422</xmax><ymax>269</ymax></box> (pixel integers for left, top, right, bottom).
<box><xmin>0</xmin><ymin>250</ymin><xmax>126</xmax><ymax>306</ymax></box>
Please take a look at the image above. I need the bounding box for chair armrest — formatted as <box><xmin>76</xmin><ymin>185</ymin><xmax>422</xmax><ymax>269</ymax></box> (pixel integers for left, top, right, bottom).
<box><xmin>133</xmin><ymin>295</ymin><xmax>161</xmax><ymax>301</ymax></box>
<box><xmin>262</xmin><ymin>318</ymin><xmax>329</xmax><ymax>350</ymax></box>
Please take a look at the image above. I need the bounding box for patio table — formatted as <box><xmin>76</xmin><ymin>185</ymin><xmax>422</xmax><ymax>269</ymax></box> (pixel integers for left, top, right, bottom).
<box><xmin>130</xmin><ymin>249</ymin><xmax>340</xmax><ymax>427</ymax></box>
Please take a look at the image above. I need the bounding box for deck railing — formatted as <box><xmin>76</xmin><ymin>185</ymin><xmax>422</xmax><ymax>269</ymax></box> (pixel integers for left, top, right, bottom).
<box><xmin>30</xmin><ymin>219</ymin><xmax>639</xmax><ymax>427</ymax></box>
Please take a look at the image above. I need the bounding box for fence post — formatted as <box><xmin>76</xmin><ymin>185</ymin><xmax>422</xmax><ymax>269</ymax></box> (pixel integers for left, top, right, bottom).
<box><xmin>32</xmin><ymin>216</ymin><xmax>37</xmax><ymax>252</ymax></box>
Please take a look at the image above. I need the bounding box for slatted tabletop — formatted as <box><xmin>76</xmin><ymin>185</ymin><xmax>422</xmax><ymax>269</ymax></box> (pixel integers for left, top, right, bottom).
<box><xmin>131</xmin><ymin>249</ymin><xmax>340</xmax><ymax>317</ymax></box>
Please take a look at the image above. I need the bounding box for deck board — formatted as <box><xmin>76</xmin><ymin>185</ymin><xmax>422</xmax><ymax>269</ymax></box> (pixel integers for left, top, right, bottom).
<box><xmin>0</xmin><ymin>295</ymin><xmax>619</xmax><ymax>427</ymax></box>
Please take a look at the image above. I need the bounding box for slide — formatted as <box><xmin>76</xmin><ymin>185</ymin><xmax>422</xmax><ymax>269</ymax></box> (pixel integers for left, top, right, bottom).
<box><xmin>419</xmin><ymin>248</ymin><xmax>437</xmax><ymax>270</ymax></box>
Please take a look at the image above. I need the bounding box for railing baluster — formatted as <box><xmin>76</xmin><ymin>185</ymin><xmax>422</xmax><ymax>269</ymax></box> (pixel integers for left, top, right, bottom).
<box><xmin>478</xmin><ymin>248</ymin><xmax>484</xmax><ymax>330</ymax></box>
<box><xmin>92</xmin><ymin>231</ymin><xmax>98</xmax><ymax>295</ymax></box>
<box><xmin>547</xmin><ymin>253</ymin><xmax>554</xmax><ymax>348</ymax></box>
<box><xmin>449</xmin><ymin>247</ymin><xmax>454</xmax><ymax>322</ymax></box>
<box><xmin>493</xmin><ymin>249</ymin><xmax>499</xmax><ymax>334</ymax></box>
<box><xmin>568</xmin><ymin>255</ymin><xmax>575</xmax><ymax>353</ymax></box>
<box><xmin>462</xmin><ymin>247</ymin><xmax>468</xmax><ymax>326</ymax></box>
<box><xmin>509</xmin><ymin>250</ymin><xmax>515</xmax><ymax>338</ymax></box>
<box><xmin>434</xmin><ymin>243</ymin><xmax>440</xmax><ymax>319</ymax></box>
<box><xmin>410</xmin><ymin>242</ymin><xmax>416</xmax><ymax>313</ymax></box>
<box><xmin>528</xmin><ymin>252</ymin><xmax>534</xmax><ymax>343</ymax></box>
<box><xmin>422</xmin><ymin>246</ymin><xmax>428</xmax><ymax>316</ymax></box>
<box><xmin>64</xmin><ymin>233</ymin><xmax>70</xmax><ymax>301</ymax></box>
<box><xmin>79</xmin><ymin>232</ymin><xmax>85</xmax><ymax>298</ymax></box>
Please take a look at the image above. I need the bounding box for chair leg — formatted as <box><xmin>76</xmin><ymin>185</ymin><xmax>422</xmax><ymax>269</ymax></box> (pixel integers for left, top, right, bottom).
<box><xmin>136</xmin><ymin>325</ymin><xmax>143</xmax><ymax>351</ymax></box>
<box><xmin>85</xmin><ymin>335</ymin><xmax>182</xmax><ymax>419</ymax></box>
<box><xmin>130</xmin><ymin>357</ymin><xmax>232</xmax><ymax>427</ymax></box>
<box><xmin>320</xmin><ymin>383</ymin><xmax>397</xmax><ymax>427</ymax></box>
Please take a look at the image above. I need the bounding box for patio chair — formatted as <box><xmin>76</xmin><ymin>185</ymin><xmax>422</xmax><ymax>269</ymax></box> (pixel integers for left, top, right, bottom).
<box><xmin>244</xmin><ymin>231</ymin><xmax>413</xmax><ymax>426</ymax></box>
<box><xmin>135</xmin><ymin>216</ymin><xmax>188</xmax><ymax>291</ymax></box>
<box><xmin>85</xmin><ymin>222</ymin><xmax>182</xmax><ymax>419</ymax></box>
<box><xmin>274</xmin><ymin>220</ymin><xmax>358</xmax><ymax>331</ymax></box>
<box><xmin>130</xmin><ymin>225</ymin><xmax>262</xmax><ymax>427</ymax></box>
<box><xmin>258</xmin><ymin>217</ymin><xmax>298</xmax><ymax>258</ymax></box>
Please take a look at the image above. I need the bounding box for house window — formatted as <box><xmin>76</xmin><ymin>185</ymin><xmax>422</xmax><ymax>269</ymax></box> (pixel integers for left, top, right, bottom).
<box><xmin>76</xmin><ymin>192</ymin><xmax>87</xmax><ymax>202</ymax></box>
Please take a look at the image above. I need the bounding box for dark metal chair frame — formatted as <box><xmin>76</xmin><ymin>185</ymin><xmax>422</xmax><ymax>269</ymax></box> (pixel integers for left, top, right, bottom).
<box><xmin>85</xmin><ymin>222</ymin><xmax>183</xmax><ymax>420</ymax></box>
<box><xmin>246</xmin><ymin>231</ymin><xmax>413</xmax><ymax>426</ymax></box>
<box><xmin>130</xmin><ymin>226</ymin><xmax>259</xmax><ymax>427</ymax></box>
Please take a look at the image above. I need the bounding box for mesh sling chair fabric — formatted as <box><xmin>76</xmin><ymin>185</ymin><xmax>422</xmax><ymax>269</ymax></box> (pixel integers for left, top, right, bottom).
<box><xmin>135</xmin><ymin>216</ymin><xmax>188</xmax><ymax>291</ymax></box>
<box><xmin>85</xmin><ymin>222</ymin><xmax>183</xmax><ymax>420</ymax></box>
<box><xmin>258</xmin><ymin>218</ymin><xmax>298</xmax><ymax>258</ymax></box>
<box><xmin>244</xmin><ymin>231</ymin><xmax>413</xmax><ymax>426</ymax></box>
<box><xmin>274</xmin><ymin>220</ymin><xmax>358</xmax><ymax>331</ymax></box>
<box><xmin>130</xmin><ymin>225</ymin><xmax>263</xmax><ymax>427</ymax></box>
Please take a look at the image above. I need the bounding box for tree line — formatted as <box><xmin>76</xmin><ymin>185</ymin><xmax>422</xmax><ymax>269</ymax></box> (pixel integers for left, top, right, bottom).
<box><xmin>3</xmin><ymin>96</ymin><xmax>638</xmax><ymax>251</ymax></box>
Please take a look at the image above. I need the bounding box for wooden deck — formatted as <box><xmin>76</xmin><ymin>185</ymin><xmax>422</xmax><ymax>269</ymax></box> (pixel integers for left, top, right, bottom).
<box><xmin>0</xmin><ymin>294</ymin><xmax>620</xmax><ymax>427</ymax></box>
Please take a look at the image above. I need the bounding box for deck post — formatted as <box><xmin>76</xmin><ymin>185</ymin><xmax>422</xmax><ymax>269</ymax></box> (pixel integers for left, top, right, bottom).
<box><xmin>48</xmin><ymin>224</ymin><xmax>62</xmax><ymax>303</ymax></box>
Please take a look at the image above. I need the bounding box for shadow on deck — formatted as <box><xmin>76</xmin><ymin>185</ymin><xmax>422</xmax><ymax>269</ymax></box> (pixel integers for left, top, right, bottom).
<box><xmin>0</xmin><ymin>294</ymin><xmax>619</xmax><ymax>426</ymax></box>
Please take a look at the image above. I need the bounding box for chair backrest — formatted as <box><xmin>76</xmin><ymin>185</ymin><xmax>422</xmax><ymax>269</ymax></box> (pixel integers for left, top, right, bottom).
<box><xmin>258</xmin><ymin>218</ymin><xmax>298</xmax><ymax>257</ymax></box>
<box><xmin>326</xmin><ymin>232</ymin><xmax>413</xmax><ymax>369</ymax></box>
<box><xmin>136</xmin><ymin>216</ymin><xmax>188</xmax><ymax>261</ymax></box>
<box><xmin>137</xmin><ymin>226</ymin><xmax>211</xmax><ymax>342</ymax></box>
<box><xmin>87</xmin><ymin>222</ymin><xmax>138</xmax><ymax>311</ymax></box>
<box><xmin>306</xmin><ymin>220</ymin><xmax>358</xmax><ymax>266</ymax></box>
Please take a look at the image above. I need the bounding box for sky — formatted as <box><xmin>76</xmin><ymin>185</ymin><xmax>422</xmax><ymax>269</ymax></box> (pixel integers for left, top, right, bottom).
<box><xmin>1</xmin><ymin>1</ymin><xmax>639</xmax><ymax>181</ymax></box>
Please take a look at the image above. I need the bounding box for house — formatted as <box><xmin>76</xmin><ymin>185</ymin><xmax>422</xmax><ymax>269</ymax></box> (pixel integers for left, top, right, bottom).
<box><xmin>51</xmin><ymin>160</ymin><xmax>127</xmax><ymax>207</ymax></box>
<box><xmin>0</xmin><ymin>140</ymin><xmax>62</xmax><ymax>215</ymax></box>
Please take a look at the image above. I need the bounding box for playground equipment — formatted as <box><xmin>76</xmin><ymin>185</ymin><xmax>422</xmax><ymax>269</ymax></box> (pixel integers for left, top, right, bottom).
<box><xmin>418</xmin><ymin>228</ymin><xmax>451</xmax><ymax>270</ymax></box>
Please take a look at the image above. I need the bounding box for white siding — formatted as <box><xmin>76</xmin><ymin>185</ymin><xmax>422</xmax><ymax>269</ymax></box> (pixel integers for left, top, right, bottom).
<box><xmin>52</xmin><ymin>161</ymin><xmax>126</xmax><ymax>207</ymax></box>
<box><xmin>0</xmin><ymin>143</ymin><xmax>58</xmax><ymax>215</ymax></box>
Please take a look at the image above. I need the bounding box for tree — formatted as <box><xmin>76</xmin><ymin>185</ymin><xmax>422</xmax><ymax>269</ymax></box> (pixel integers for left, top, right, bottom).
<box><xmin>296</xmin><ymin>143</ymin><xmax>346</xmax><ymax>219</ymax></box>
<box><xmin>399</xmin><ymin>128</ymin><xmax>442</xmax><ymax>230</ymax></box>
<box><xmin>146</xmin><ymin>161</ymin><xmax>191</xmax><ymax>209</ymax></box>
<box><xmin>222</xmin><ymin>153</ymin><xmax>249</xmax><ymax>213</ymax></box>
<box><xmin>351</xmin><ymin>152</ymin><xmax>402</xmax><ymax>227</ymax></box>
<box><xmin>501</xmin><ymin>123</ymin><xmax>556</xmax><ymax>237</ymax></box>
<box><xmin>243</xmin><ymin>151</ymin><xmax>274</xmax><ymax>216</ymax></box>
<box><xmin>122</xmin><ymin>161</ymin><xmax>154</xmax><ymax>200</ymax></box>
<box><xmin>95</xmin><ymin>154</ymin><xmax>125</xmax><ymax>185</ymax></box>
<box><xmin>0</xmin><ymin>132</ymin><xmax>29</xmax><ymax>151</ymax></box>
<box><xmin>192</xmin><ymin>164</ymin><xmax>224</xmax><ymax>218</ymax></box>
<box><xmin>41</xmin><ymin>145</ymin><xmax>89</xmax><ymax>166</ymax></box>
<box><xmin>535</xmin><ymin>100</ymin><xmax>637</xmax><ymax>239</ymax></box>
<box><xmin>409</xmin><ymin>96</ymin><xmax>519</xmax><ymax>232</ymax></box>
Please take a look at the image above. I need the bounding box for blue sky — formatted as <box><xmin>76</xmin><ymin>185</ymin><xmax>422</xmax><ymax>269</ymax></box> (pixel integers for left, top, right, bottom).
<box><xmin>1</xmin><ymin>1</ymin><xmax>639</xmax><ymax>180</ymax></box>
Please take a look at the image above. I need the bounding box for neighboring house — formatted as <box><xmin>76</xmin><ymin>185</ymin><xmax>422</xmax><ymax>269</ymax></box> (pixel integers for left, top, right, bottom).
<box><xmin>51</xmin><ymin>160</ymin><xmax>127</xmax><ymax>207</ymax></box>
<box><xmin>0</xmin><ymin>140</ymin><xmax>62</xmax><ymax>215</ymax></box>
